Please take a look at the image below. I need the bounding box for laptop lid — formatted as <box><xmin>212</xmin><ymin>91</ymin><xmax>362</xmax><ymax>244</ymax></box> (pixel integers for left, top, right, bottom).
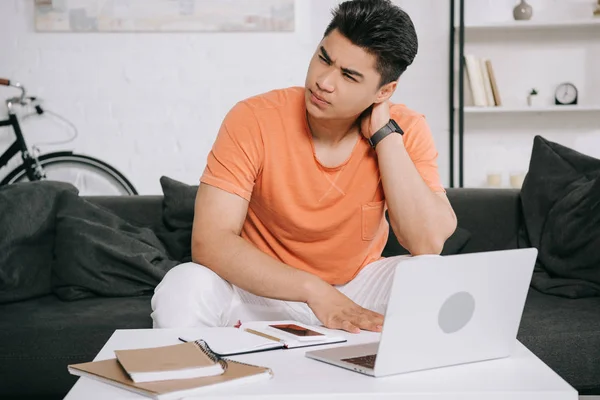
<box><xmin>373</xmin><ymin>248</ymin><xmax>538</xmax><ymax>377</ymax></box>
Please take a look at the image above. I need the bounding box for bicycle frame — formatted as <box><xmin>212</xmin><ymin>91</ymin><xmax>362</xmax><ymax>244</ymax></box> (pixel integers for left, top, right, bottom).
<box><xmin>1</xmin><ymin>78</ymin><xmax>45</xmax><ymax>182</ymax></box>
<box><xmin>0</xmin><ymin>113</ymin><xmax>40</xmax><ymax>181</ymax></box>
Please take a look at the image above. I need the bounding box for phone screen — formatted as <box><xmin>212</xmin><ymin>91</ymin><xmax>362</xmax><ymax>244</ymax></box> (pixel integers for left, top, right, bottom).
<box><xmin>269</xmin><ymin>324</ymin><xmax>324</xmax><ymax>337</ymax></box>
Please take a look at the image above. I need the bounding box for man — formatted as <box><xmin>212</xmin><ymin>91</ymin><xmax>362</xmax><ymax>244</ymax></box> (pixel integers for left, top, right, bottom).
<box><xmin>151</xmin><ymin>0</ymin><xmax>457</xmax><ymax>334</ymax></box>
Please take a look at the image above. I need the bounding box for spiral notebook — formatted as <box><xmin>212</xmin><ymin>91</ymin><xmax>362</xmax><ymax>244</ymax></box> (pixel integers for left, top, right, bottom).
<box><xmin>114</xmin><ymin>341</ymin><xmax>224</xmax><ymax>382</ymax></box>
<box><xmin>68</xmin><ymin>340</ymin><xmax>273</xmax><ymax>400</ymax></box>
<box><xmin>179</xmin><ymin>321</ymin><xmax>347</xmax><ymax>356</ymax></box>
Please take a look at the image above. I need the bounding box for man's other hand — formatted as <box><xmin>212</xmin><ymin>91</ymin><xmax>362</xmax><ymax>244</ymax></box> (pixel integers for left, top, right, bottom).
<box><xmin>306</xmin><ymin>281</ymin><xmax>384</xmax><ymax>334</ymax></box>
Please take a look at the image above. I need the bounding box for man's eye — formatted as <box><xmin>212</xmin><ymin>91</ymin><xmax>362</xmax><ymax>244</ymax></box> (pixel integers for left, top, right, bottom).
<box><xmin>344</xmin><ymin>73</ymin><xmax>357</xmax><ymax>82</ymax></box>
<box><xmin>318</xmin><ymin>55</ymin><xmax>330</xmax><ymax>64</ymax></box>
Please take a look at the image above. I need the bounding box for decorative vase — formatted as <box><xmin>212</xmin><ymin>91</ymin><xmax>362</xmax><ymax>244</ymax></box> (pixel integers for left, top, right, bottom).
<box><xmin>513</xmin><ymin>0</ymin><xmax>533</xmax><ymax>21</ymax></box>
<box><xmin>528</xmin><ymin>94</ymin><xmax>544</xmax><ymax>107</ymax></box>
<box><xmin>527</xmin><ymin>89</ymin><xmax>540</xmax><ymax>107</ymax></box>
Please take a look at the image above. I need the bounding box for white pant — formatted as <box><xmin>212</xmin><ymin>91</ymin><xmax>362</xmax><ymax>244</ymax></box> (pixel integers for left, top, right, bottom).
<box><xmin>150</xmin><ymin>255</ymin><xmax>411</xmax><ymax>329</ymax></box>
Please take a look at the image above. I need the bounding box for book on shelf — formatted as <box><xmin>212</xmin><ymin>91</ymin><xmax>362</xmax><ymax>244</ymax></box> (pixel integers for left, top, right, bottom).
<box><xmin>463</xmin><ymin>54</ymin><xmax>501</xmax><ymax>107</ymax></box>
<box><xmin>480</xmin><ymin>57</ymin><xmax>495</xmax><ymax>106</ymax></box>
<box><xmin>485</xmin><ymin>59</ymin><xmax>502</xmax><ymax>106</ymax></box>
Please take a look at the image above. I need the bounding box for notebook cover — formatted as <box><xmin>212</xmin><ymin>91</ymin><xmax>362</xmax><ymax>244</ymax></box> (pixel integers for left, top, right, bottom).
<box><xmin>115</xmin><ymin>341</ymin><xmax>219</xmax><ymax>374</ymax></box>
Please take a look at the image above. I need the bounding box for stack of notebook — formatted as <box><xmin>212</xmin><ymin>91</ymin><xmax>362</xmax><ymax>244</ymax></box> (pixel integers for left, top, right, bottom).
<box><xmin>68</xmin><ymin>340</ymin><xmax>273</xmax><ymax>400</ymax></box>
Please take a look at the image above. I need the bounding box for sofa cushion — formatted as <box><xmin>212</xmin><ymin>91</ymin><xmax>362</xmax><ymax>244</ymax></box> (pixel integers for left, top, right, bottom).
<box><xmin>0</xmin><ymin>181</ymin><xmax>77</xmax><ymax>304</ymax></box>
<box><xmin>160</xmin><ymin>176</ymin><xmax>198</xmax><ymax>230</ymax></box>
<box><xmin>0</xmin><ymin>294</ymin><xmax>152</xmax><ymax>397</ymax></box>
<box><xmin>52</xmin><ymin>191</ymin><xmax>178</xmax><ymax>301</ymax></box>
<box><xmin>520</xmin><ymin>136</ymin><xmax>600</xmax><ymax>298</ymax></box>
<box><xmin>518</xmin><ymin>287</ymin><xmax>600</xmax><ymax>392</ymax></box>
<box><xmin>446</xmin><ymin>188</ymin><xmax>522</xmax><ymax>253</ymax></box>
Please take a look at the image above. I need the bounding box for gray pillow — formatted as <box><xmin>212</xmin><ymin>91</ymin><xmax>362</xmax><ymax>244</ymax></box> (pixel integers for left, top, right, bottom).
<box><xmin>0</xmin><ymin>181</ymin><xmax>77</xmax><ymax>304</ymax></box>
<box><xmin>160</xmin><ymin>176</ymin><xmax>198</xmax><ymax>231</ymax></box>
<box><xmin>157</xmin><ymin>176</ymin><xmax>198</xmax><ymax>262</ymax></box>
<box><xmin>520</xmin><ymin>135</ymin><xmax>600</xmax><ymax>298</ymax></box>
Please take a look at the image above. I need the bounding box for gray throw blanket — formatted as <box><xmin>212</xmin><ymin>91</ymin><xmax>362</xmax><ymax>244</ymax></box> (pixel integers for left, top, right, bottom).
<box><xmin>0</xmin><ymin>181</ymin><xmax>178</xmax><ymax>303</ymax></box>
<box><xmin>0</xmin><ymin>181</ymin><xmax>77</xmax><ymax>304</ymax></box>
<box><xmin>51</xmin><ymin>190</ymin><xmax>178</xmax><ymax>300</ymax></box>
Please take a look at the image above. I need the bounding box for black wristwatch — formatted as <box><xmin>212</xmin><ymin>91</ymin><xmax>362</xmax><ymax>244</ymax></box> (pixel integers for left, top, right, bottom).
<box><xmin>367</xmin><ymin>119</ymin><xmax>404</xmax><ymax>149</ymax></box>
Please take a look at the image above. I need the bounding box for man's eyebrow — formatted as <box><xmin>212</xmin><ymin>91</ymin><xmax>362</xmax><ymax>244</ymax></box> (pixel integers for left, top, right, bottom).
<box><xmin>320</xmin><ymin>46</ymin><xmax>332</xmax><ymax>62</ymax></box>
<box><xmin>320</xmin><ymin>46</ymin><xmax>365</xmax><ymax>80</ymax></box>
<box><xmin>341</xmin><ymin>67</ymin><xmax>364</xmax><ymax>80</ymax></box>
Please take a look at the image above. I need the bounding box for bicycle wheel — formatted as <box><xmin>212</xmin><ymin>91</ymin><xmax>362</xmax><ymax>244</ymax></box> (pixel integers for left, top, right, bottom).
<box><xmin>1</xmin><ymin>151</ymin><xmax>138</xmax><ymax>195</ymax></box>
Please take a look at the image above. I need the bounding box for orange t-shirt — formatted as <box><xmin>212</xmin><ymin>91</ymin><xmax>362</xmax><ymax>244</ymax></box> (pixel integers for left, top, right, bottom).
<box><xmin>200</xmin><ymin>87</ymin><xmax>444</xmax><ymax>285</ymax></box>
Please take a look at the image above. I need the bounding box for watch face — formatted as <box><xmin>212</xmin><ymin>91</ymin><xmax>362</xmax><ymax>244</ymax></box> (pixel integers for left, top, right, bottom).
<box><xmin>390</xmin><ymin>119</ymin><xmax>403</xmax><ymax>135</ymax></box>
<box><xmin>555</xmin><ymin>83</ymin><xmax>577</xmax><ymax>104</ymax></box>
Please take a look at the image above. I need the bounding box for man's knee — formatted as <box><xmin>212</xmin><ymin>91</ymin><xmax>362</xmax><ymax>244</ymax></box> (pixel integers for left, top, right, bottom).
<box><xmin>151</xmin><ymin>262</ymin><xmax>233</xmax><ymax>328</ymax></box>
<box><xmin>156</xmin><ymin>262</ymin><xmax>221</xmax><ymax>289</ymax></box>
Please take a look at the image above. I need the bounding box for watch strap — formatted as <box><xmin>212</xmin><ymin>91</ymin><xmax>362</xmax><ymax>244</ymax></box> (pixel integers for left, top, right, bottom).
<box><xmin>368</xmin><ymin>119</ymin><xmax>404</xmax><ymax>149</ymax></box>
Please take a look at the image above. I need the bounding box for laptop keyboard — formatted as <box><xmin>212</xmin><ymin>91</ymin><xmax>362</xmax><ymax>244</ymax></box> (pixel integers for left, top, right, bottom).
<box><xmin>342</xmin><ymin>354</ymin><xmax>377</xmax><ymax>369</ymax></box>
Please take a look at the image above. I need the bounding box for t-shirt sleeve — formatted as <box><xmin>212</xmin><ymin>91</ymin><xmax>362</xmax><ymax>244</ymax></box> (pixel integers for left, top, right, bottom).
<box><xmin>402</xmin><ymin>115</ymin><xmax>445</xmax><ymax>193</ymax></box>
<box><xmin>200</xmin><ymin>101</ymin><xmax>264</xmax><ymax>201</ymax></box>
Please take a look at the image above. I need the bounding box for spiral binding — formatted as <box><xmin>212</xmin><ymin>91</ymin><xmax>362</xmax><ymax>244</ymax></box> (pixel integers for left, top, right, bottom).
<box><xmin>193</xmin><ymin>340</ymin><xmax>228</xmax><ymax>372</ymax></box>
<box><xmin>193</xmin><ymin>339</ymin><xmax>271</xmax><ymax>372</ymax></box>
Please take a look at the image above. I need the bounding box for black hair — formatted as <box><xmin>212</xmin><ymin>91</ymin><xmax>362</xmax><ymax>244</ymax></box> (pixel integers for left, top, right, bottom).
<box><xmin>323</xmin><ymin>0</ymin><xmax>418</xmax><ymax>86</ymax></box>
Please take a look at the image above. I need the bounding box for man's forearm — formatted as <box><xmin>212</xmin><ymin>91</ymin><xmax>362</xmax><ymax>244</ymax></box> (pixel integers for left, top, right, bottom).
<box><xmin>376</xmin><ymin>134</ymin><xmax>457</xmax><ymax>255</ymax></box>
<box><xmin>192</xmin><ymin>233</ymin><xmax>325</xmax><ymax>303</ymax></box>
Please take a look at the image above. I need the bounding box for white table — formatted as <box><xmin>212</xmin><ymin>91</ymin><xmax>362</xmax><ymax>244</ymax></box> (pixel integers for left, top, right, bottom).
<box><xmin>65</xmin><ymin>328</ymin><xmax>578</xmax><ymax>400</ymax></box>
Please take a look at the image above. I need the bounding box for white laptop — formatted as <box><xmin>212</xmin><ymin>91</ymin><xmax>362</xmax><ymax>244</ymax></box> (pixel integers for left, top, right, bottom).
<box><xmin>305</xmin><ymin>248</ymin><xmax>538</xmax><ymax>377</ymax></box>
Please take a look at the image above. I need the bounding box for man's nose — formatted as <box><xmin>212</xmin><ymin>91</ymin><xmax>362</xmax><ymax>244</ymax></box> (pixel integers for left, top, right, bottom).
<box><xmin>316</xmin><ymin>71</ymin><xmax>335</xmax><ymax>93</ymax></box>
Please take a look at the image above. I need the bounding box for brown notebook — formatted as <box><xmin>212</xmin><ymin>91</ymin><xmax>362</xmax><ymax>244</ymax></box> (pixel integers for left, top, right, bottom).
<box><xmin>115</xmin><ymin>341</ymin><xmax>224</xmax><ymax>382</ymax></box>
<box><xmin>68</xmin><ymin>355</ymin><xmax>273</xmax><ymax>400</ymax></box>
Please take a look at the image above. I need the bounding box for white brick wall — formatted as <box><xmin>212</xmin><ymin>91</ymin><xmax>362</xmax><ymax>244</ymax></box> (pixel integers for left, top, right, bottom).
<box><xmin>0</xmin><ymin>0</ymin><xmax>452</xmax><ymax>194</ymax></box>
<box><xmin>0</xmin><ymin>0</ymin><xmax>317</xmax><ymax>193</ymax></box>
<box><xmin>1</xmin><ymin>0</ymin><xmax>598</xmax><ymax>193</ymax></box>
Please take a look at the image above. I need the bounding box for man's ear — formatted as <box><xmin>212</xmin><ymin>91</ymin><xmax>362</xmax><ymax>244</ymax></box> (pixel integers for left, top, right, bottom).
<box><xmin>375</xmin><ymin>81</ymin><xmax>397</xmax><ymax>104</ymax></box>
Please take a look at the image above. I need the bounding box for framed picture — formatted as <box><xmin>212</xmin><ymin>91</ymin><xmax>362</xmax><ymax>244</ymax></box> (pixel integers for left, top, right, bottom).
<box><xmin>34</xmin><ymin>0</ymin><xmax>295</xmax><ymax>32</ymax></box>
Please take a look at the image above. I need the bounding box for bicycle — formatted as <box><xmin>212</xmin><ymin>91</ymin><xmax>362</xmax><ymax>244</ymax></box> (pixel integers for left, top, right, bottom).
<box><xmin>0</xmin><ymin>78</ymin><xmax>137</xmax><ymax>195</ymax></box>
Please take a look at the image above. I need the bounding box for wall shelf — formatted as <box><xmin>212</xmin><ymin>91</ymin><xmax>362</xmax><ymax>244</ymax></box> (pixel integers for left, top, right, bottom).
<box><xmin>457</xmin><ymin>18</ymin><xmax>600</xmax><ymax>31</ymax></box>
<box><xmin>463</xmin><ymin>105</ymin><xmax>600</xmax><ymax>114</ymax></box>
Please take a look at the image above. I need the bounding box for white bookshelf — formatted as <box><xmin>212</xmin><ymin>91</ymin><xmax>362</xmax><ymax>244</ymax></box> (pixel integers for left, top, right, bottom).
<box><xmin>450</xmin><ymin>1</ymin><xmax>600</xmax><ymax>189</ymax></box>
<box><xmin>464</xmin><ymin>105</ymin><xmax>600</xmax><ymax>114</ymax></box>
<box><xmin>458</xmin><ymin>18</ymin><xmax>600</xmax><ymax>31</ymax></box>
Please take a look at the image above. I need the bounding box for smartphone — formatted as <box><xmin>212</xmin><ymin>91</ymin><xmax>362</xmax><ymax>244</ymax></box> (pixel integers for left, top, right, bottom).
<box><xmin>268</xmin><ymin>324</ymin><xmax>324</xmax><ymax>341</ymax></box>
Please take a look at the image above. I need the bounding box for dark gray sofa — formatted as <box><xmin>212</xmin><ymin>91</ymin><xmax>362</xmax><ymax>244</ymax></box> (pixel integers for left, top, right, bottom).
<box><xmin>1</xmin><ymin>188</ymin><xmax>599</xmax><ymax>399</ymax></box>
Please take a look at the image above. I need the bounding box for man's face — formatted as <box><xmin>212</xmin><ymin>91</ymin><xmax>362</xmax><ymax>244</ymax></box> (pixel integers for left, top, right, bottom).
<box><xmin>304</xmin><ymin>29</ymin><xmax>386</xmax><ymax>121</ymax></box>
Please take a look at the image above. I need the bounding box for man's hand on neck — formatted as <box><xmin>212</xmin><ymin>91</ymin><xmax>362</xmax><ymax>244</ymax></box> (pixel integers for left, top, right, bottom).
<box><xmin>359</xmin><ymin>101</ymin><xmax>391</xmax><ymax>139</ymax></box>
